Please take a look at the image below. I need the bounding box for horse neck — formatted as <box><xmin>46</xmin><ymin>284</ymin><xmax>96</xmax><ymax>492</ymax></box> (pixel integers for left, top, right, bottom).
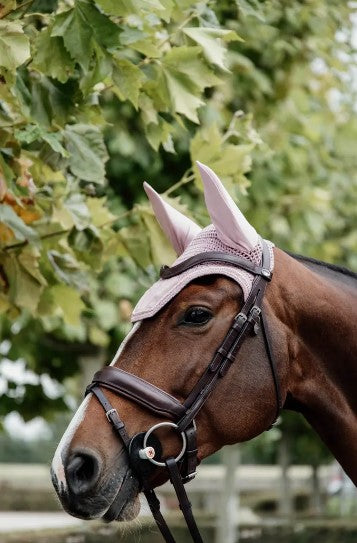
<box><xmin>272</xmin><ymin>249</ymin><xmax>357</xmax><ymax>482</ymax></box>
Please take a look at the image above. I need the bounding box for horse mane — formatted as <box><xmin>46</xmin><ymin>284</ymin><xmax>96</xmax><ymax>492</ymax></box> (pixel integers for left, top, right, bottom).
<box><xmin>287</xmin><ymin>251</ymin><xmax>357</xmax><ymax>289</ymax></box>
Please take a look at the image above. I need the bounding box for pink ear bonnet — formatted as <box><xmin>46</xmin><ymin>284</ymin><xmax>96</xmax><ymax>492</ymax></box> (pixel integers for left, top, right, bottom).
<box><xmin>131</xmin><ymin>162</ymin><xmax>274</xmax><ymax>322</ymax></box>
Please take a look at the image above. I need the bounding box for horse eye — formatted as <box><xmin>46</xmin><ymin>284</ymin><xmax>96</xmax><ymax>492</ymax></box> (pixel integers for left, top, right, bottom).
<box><xmin>181</xmin><ymin>307</ymin><xmax>212</xmax><ymax>326</ymax></box>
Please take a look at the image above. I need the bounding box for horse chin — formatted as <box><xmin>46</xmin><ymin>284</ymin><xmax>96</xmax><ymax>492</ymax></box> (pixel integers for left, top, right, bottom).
<box><xmin>112</xmin><ymin>494</ymin><xmax>141</xmax><ymax>522</ymax></box>
<box><xmin>102</xmin><ymin>469</ymin><xmax>141</xmax><ymax>522</ymax></box>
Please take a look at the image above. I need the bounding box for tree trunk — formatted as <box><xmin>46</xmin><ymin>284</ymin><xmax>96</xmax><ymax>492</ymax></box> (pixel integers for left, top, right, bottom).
<box><xmin>215</xmin><ymin>444</ymin><xmax>240</xmax><ymax>543</ymax></box>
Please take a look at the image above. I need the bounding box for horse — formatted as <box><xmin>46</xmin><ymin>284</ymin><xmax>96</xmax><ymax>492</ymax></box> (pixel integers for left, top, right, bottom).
<box><xmin>51</xmin><ymin>162</ymin><xmax>357</xmax><ymax>540</ymax></box>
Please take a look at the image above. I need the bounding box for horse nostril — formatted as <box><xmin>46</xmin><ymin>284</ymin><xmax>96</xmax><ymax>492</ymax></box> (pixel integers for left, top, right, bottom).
<box><xmin>66</xmin><ymin>451</ymin><xmax>101</xmax><ymax>495</ymax></box>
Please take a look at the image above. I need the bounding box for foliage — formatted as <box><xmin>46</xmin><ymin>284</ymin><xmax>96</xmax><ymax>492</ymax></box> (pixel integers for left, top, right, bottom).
<box><xmin>0</xmin><ymin>0</ymin><xmax>356</xmax><ymax>474</ymax></box>
<box><xmin>0</xmin><ymin>0</ymin><xmax>245</xmax><ymax>414</ymax></box>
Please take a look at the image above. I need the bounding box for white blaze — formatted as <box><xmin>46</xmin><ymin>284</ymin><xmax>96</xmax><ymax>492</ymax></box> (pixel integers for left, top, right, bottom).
<box><xmin>52</xmin><ymin>394</ymin><xmax>91</xmax><ymax>491</ymax></box>
<box><xmin>51</xmin><ymin>322</ymin><xmax>142</xmax><ymax>491</ymax></box>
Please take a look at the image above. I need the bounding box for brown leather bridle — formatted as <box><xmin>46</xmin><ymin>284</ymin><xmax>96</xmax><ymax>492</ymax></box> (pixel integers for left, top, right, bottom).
<box><xmin>86</xmin><ymin>239</ymin><xmax>282</xmax><ymax>543</ymax></box>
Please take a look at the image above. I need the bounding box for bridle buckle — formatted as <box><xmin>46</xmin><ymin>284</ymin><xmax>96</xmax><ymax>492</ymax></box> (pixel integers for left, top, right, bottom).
<box><xmin>182</xmin><ymin>471</ymin><xmax>197</xmax><ymax>483</ymax></box>
<box><xmin>106</xmin><ymin>408</ymin><xmax>118</xmax><ymax>421</ymax></box>
<box><xmin>261</xmin><ymin>268</ymin><xmax>272</xmax><ymax>280</ymax></box>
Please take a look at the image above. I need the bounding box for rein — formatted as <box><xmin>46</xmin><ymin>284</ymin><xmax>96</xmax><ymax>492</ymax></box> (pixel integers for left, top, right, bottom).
<box><xmin>86</xmin><ymin>239</ymin><xmax>281</xmax><ymax>543</ymax></box>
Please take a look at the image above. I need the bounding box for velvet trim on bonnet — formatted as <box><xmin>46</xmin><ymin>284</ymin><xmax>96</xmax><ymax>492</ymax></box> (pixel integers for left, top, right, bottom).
<box><xmin>131</xmin><ymin>162</ymin><xmax>274</xmax><ymax>322</ymax></box>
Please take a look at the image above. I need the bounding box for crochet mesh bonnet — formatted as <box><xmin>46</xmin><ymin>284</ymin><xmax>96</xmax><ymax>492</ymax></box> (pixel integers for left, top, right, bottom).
<box><xmin>131</xmin><ymin>162</ymin><xmax>274</xmax><ymax>322</ymax></box>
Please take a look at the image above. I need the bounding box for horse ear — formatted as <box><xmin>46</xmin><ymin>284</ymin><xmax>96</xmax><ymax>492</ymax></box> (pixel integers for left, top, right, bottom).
<box><xmin>196</xmin><ymin>161</ymin><xmax>258</xmax><ymax>251</ymax></box>
<box><xmin>144</xmin><ymin>182</ymin><xmax>201</xmax><ymax>255</ymax></box>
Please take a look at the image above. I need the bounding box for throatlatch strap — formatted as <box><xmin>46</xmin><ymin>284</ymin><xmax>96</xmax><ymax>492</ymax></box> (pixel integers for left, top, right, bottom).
<box><xmin>260</xmin><ymin>311</ymin><xmax>282</xmax><ymax>421</ymax></box>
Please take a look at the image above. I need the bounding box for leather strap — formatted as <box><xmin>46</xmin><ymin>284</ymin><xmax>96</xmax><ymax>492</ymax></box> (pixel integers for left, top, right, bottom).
<box><xmin>182</xmin><ymin>423</ymin><xmax>198</xmax><ymax>482</ymax></box>
<box><xmin>90</xmin><ymin>386</ymin><xmax>131</xmax><ymax>447</ymax></box>
<box><xmin>260</xmin><ymin>311</ymin><xmax>283</xmax><ymax>420</ymax></box>
<box><xmin>90</xmin><ymin>367</ymin><xmax>186</xmax><ymax>420</ymax></box>
<box><xmin>143</xmin><ymin>486</ymin><xmax>178</xmax><ymax>543</ymax></box>
<box><xmin>165</xmin><ymin>458</ymin><xmax>203</xmax><ymax>543</ymax></box>
<box><xmin>160</xmin><ymin>251</ymin><xmax>272</xmax><ymax>280</ymax></box>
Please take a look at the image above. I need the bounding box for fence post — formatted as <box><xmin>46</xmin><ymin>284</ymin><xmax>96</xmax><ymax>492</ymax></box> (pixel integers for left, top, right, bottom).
<box><xmin>215</xmin><ymin>444</ymin><xmax>240</xmax><ymax>543</ymax></box>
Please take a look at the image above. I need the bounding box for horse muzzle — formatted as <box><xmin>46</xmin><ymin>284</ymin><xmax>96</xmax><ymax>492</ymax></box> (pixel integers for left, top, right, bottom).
<box><xmin>51</xmin><ymin>447</ymin><xmax>140</xmax><ymax>521</ymax></box>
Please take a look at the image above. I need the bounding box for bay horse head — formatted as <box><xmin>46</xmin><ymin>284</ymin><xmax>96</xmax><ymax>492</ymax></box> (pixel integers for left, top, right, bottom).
<box><xmin>51</xmin><ymin>162</ymin><xmax>357</xmax><ymax>528</ymax></box>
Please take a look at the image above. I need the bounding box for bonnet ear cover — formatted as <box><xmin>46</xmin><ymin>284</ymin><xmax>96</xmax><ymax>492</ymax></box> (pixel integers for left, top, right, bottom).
<box><xmin>196</xmin><ymin>161</ymin><xmax>258</xmax><ymax>252</ymax></box>
<box><xmin>144</xmin><ymin>182</ymin><xmax>201</xmax><ymax>256</ymax></box>
<box><xmin>132</xmin><ymin>164</ymin><xmax>273</xmax><ymax>322</ymax></box>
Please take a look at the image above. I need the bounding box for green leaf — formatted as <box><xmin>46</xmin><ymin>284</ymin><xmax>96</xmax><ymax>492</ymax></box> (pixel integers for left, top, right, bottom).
<box><xmin>86</xmin><ymin>197</ymin><xmax>116</xmax><ymax>227</ymax></box>
<box><xmin>50</xmin><ymin>284</ymin><xmax>85</xmax><ymax>326</ymax></box>
<box><xmin>89</xmin><ymin>325</ymin><xmax>110</xmax><ymax>346</ymax></box>
<box><xmin>161</xmin><ymin>46</ymin><xmax>221</xmax><ymax>122</ymax></box>
<box><xmin>18</xmin><ymin>248</ymin><xmax>47</xmax><ymax>287</ymax></box>
<box><xmin>15</xmin><ymin>124</ymin><xmax>42</xmax><ymax>144</ymax></box>
<box><xmin>95</xmin><ymin>0</ymin><xmax>164</xmax><ymax>17</ymax></box>
<box><xmin>32</xmin><ymin>27</ymin><xmax>75</xmax><ymax>84</ymax></box>
<box><xmin>161</xmin><ymin>69</ymin><xmax>202</xmax><ymax>123</ymax></box>
<box><xmin>68</xmin><ymin>226</ymin><xmax>104</xmax><ymax>269</ymax></box>
<box><xmin>104</xmin><ymin>271</ymin><xmax>136</xmax><ymax>298</ymax></box>
<box><xmin>137</xmin><ymin>204</ymin><xmax>176</xmax><ymax>267</ymax></box>
<box><xmin>79</xmin><ymin>43</ymin><xmax>112</xmax><ymax>96</ymax></box>
<box><xmin>139</xmin><ymin>93</ymin><xmax>158</xmax><ymax>126</ymax></box>
<box><xmin>92</xmin><ymin>298</ymin><xmax>118</xmax><ymax>330</ymax></box>
<box><xmin>129</xmin><ymin>40</ymin><xmax>161</xmax><ymax>58</ymax></box>
<box><xmin>0</xmin><ymin>21</ymin><xmax>30</xmax><ymax>71</ymax></box>
<box><xmin>52</xmin><ymin>7</ymin><xmax>93</xmax><ymax>71</ymax></box>
<box><xmin>145</xmin><ymin>117</ymin><xmax>173</xmax><ymax>151</ymax></box>
<box><xmin>183</xmin><ymin>27</ymin><xmax>242</xmax><ymax>71</ymax></box>
<box><xmin>64</xmin><ymin>124</ymin><xmax>108</xmax><ymax>183</ymax></box>
<box><xmin>15</xmin><ymin>124</ymin><xmax>69</xmax><ymax>157</ymax></box>
<box><xmin>0</xmin><ymin>292</ymin><xmax>10</xmax><ymax>314</ymax></box>
<box><xmin>65</xmin><ymin>193</ymin><xmax>90</xmax><ymax>229</ymax></box>
<box><xmin>0</xmin><ymin>204</ymin><xmax>38</xmax><ymax>242</ymax></box>
<box><xmin>163</xmin><ymin>46</ymin><xmax>221</xmax><ymax>90</ymax></box>
<box><xmin>2</xmin><ymin>251</ymin><xmax>45</xmax><ymax>312</ymax></box>
<box><xmin>112</xmin><ymin>58</ymin><xmax>144</xmax><ymax>109</ymax></box>
<box><xmin>0</xmin><ymin>153</ymin><xmax>14</xmax><ymax>184</ymax></box>
<box><xmin>47</xmin><ymin>250</ymin><xmax>88</xmax><ymax>291</ymax></box>
<box><xmin>77</xmin><ymin>1</ymin><xmax>121</xmax><ymax>50</ymax></box>
<box><xmin>0</xmin><ymin>1</ymin><xmax>16</xmax><ymax>19</ymax></box>
<box><xmin>119</xmin><ymin>223</ymin><xmax>152</xmax><ymax>269</ymax></box>
<box><xmin>30</xmin><ymin>76</ymin><xmax>72</xmax><ymax>127</ymax></box>
<box><xmin>190</xmin><ymin>123</ymin><xmax>254</xmax><ymax>194</ymax></box>
<box><xmin>51</xmin><ymin>202</ymin><xmax>74</xmax><ymax>229</ymax></box>
<box><xmin>237</xmin><ymin>0</ymin><xmax>266</xmax><ymax>21</ymax></box>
